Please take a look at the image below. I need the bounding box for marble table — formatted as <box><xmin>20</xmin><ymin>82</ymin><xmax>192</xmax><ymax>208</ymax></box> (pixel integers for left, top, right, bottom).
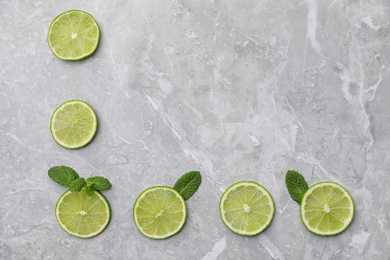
<box><xmin>1</xmin><ymin>0</ymin><xmax>390</xmax><ymax>259</ymax></box>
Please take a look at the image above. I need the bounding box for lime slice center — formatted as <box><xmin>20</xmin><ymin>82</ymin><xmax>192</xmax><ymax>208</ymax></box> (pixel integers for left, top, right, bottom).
<box><xmin>156</xmin><ymin>210</ymin><xmax>164</xmax><ymax>217</ymax></box>
<box><xmin>77</xmin><ymin>210</ymin><xmax>88</xmax><ymax>216</ymax></box>
<box><xmin>323</xmin><ymin>204</ymin><xmax>330</xmax><ymax>213</ymax></box>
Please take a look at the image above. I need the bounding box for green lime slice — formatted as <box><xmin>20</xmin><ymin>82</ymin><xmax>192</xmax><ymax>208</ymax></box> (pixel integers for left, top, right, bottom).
<box><xmin>300</xmin><ymin>182</ymin><xmax>354</xmax><ymax>236</ymax></box>
<box><xmin>48</xmin><ymin>10</ymin><xmax>100</xmax><ymax>60</ymax></box>
<box><xmin>55</xmin><ymin>188</ymin><xmax>110</xmax><ymax>238</ymax></box>
<box><xmin>133</xmin><ymin>186</ymin><xmax>187</xmax><ymax>239</ymax></box>
<box><xmin>50</xmin><ymin>100</ymin><xmax>97</xmax><ymax>149</ymax></box>
<box><xmin>219</xmin><ymin>181</ymin><xmax>275</xmax><ymax>236</ymax></box>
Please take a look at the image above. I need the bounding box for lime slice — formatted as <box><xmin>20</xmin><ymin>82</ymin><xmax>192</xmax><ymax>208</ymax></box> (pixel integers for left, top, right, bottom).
<box><xmin>48</xmin><ymin>10</ymin><xmax>100</xmax><ymax>60</ymax></box>
<box><xmin>300</xmin><ymin>182</ymin><xmax>354</xmax><ymax>236</ymax></box>
<box><xmin>55</xmin><ymin>188</ymin><xmax>110</xmax><ymax>238</ymax></box>
<box><xmin>50</xmin><ymin>100</ymin><xmax>97</xmax><ymax>149</ymax></box>
<box><xmin>133</xmin><ymin>186</ymin><xmax>187</xmax><ymax>239</ymax></box>
<box><xmin>219</xmin><ymin>181</ymin><xmax>275</xmax><ymax>236</ymax></box>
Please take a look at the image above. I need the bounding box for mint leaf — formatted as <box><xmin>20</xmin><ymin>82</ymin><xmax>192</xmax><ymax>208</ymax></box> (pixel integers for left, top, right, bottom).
<box><xmin>48</xmin><ymin>166</ymin><xmax>80</xmax><ymax>187</ymax></box>
<box><xmin>173</xmin><ymin>171</ymin><xmax>201</xmax><ymax>200</ymax></box>
<box><xmin>86</xmin><ymin>176</ymin><xmax>111</xmax><ymax>191</ymax></box>
<box><xmin>285</xmin><ymin>170</ymin><xmax>309</xmax><ymax>205</ymax></box>
<box><xmin>70</xmin><ymin>178</ymin><xmax>85</xmax><ymax>192</ymax></box>
<box><xmin>85</xmin><ymin>184</ymin><xmax>95</xmax><ymax>196</ymax></box>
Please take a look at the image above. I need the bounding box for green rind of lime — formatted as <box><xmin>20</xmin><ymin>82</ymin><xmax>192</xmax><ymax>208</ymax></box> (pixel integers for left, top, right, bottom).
<box><xmin>50</xmin><ymin>100</ymin><xmax>97</xmax><ymax>149</ymax></box>
<box><xmin>133</xmin><ymin>186</ymin><xmax>187</xmax><ymax>239</ymax></box>
<box><xmin>219</xmin><ymin>181</ymin><xmax>275</xmax><ymax>236</ymax></box>
<box><xmin>55</xmin><ymin>188</ymin><xmax>111</xmax><ymax>238</ymax></box>
<box><xmin>300</xmin><ymin>182</ymin><xmax>355</xmax><ymax>236</ymax></box>
<box><xmin>47</xmin><ymin>10</ymin><xmax>100</xmax><ymax>61</ymax></box>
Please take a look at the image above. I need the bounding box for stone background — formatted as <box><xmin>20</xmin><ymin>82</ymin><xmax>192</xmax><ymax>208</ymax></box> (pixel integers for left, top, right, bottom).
<box><xmin>1</xmin><ymin>0</ymin><xmax>390</xmax><ymax>259</ymax></box>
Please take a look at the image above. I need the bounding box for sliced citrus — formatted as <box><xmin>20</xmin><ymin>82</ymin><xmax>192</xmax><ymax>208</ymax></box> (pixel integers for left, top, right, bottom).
<box><xmin>219</xmin><ymin>181</ymin><xmax>275</xmax><ymax>236</ymax></box>
<box><xmin>48</xmin><ymin>10</ymin><xmax>100</xmax><ymax>60</ymax></box>
<box><xmin>300</xmin><ymin>182</ymin><xmax>354</xmax><ymax>236</ymax></box>
<box><xmin>55</xmin><ymin>188</ymin><xmax>110</xmax><ymax>238</ymax></box>
<box><xmin>50</xmin><ymin>100</ymin><xmax>97</xmax><ymax>149</ymax></box>
<box><xmin>133</xmin><ymin>186</ymin><xmax>186</xmax><ymax>239</ymax></box>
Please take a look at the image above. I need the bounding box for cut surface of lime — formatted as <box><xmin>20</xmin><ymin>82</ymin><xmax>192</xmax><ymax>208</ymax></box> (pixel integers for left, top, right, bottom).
<box><xmin>133</xmin><ymin>186</ymin><xmax>186</xmax><ymax>239</ymax></box>
<box><xmin>219</xmin><ymin>181</ymin><xmax>275</xmax><ymax>236</ymax></box>
<box><xmin>300</xmin><ymin>182</ymin><xmax>354</xmax><ymax>236</ymax></box>
<box><xmin>50</xmin><ymin>100</ymin><xmax>97</xmax><ymax>149</ymax></box>
<box><xmin>48</xmin><ymin>10</ymin><xmax>100</xmax><ymax>60</ymax></box>
<box><xmin>55</xmin><ymin>188</ymin><xmax>110</xmax><ymax>238</ymax></box>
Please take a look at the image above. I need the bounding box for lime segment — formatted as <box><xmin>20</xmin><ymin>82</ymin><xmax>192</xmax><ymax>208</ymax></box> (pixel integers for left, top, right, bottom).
<box><xmin>50</xmin><ymin>100</ymin><xmax>97</xmax><ymax>149</ymax></box>
<box><xmin>219</xmin><ymin>181</ymin><xmax>275</xmax><ymax>236</ymax></box>
<box><xmin>133</xmin><ymin>186</ymin><xmax>187</xmax><ymax>239</ymax></box>
<box><xmin>48</xmin><ymin>10</ymin><xmax>100</xmax><ymax>60</ymax></box>
<box><xmin>300</xmin><ymin>182</ymin><xmax>354</xmax><ymax>236</ymax></box>
<box><xmin>55</xmin><ymin>188</ymin><xmax>110</xmax><ymax>238</ymax></box>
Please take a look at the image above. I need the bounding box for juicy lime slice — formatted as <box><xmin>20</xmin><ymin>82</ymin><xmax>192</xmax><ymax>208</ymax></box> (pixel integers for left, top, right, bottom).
<box><xmin>50</xmin><ymin>100</ymin><xmax>97</xmax><ymax>149</ymax></box>
<box><xmin>133</xmin><ymin>186</ymin><xmax>187</xmax><ymax>239</ymax></box>
<box><xmin>55</xmin><ymin>188</ymin><xmax>110</xmax><ymax>238</ymax></box>
<box><xmin>300</xmin><ymin>182</ymin><xmax>354</xmax><ymax>236</ymax></box>
<box><xmin>219</xmin><ymin>181</ymin><xmax>275</xmax><ymax>236</ymax></box>
<box><xmin>48</xmin><ymin>10</ymin><xmax>100</xmax><ymax>60</ymax></box>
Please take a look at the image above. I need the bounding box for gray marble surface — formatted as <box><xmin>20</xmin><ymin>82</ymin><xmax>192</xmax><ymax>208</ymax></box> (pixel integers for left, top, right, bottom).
<box><xmin>1</xmin><ymin>0</ymin><xmax>390</xmax><ymax>259</ymax></box>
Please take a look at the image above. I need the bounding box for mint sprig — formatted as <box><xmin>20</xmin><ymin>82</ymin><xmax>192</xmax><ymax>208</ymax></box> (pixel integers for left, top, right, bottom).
<box><xmin>70</xmin><ymin>177</ymin><xmax>85</xmax><ymax>192</ymax></box>
<box><xmin>285</xmin><ymin>170</ymin><xmax>309</xmax><ymax>205</ymax></box>
<box><xmin>48</xmin><ymin>166</ymin><xmax>111</xmax><ymax>196</ymax></box>
<box><xmin>173</xmin><ymin>171</ymin><xmax>201</xmax><ymax>200</ymax></box>
<box><xmin>85</xmin><ymin>185</ymin><xmax>95</xmax><ymax>196</ymax></box>
<box><xmin>86</xmin><ymin>176</ymin><xmax>111</xmax><ymax>190</ymax></box>
<box><xmin>48</xmin><ymin>166</ymin><xmax>80</xmax><ymax>187</ymax></box>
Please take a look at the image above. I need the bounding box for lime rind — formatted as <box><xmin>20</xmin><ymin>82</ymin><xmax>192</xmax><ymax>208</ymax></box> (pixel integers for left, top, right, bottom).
<box><xmin>50</xmin><ymin>100</ymin><xmax>97</xmax><ymax>149</ymax></box>
<box><xmin>300</xmin><ymin>182</ymin><xmax>355</xmax><ymax>236</ymax></box>
<box><xmin>219</xmin><ymin>181</ymin><xmax>275</xmax><ymax>236</ymax></box>
<box><xmin>133</xmin><ymin>186</ymin><xmax>187</xmax><ymax>239</ymax></box>
<box><xmin>55</xmin><ymin>189</ymin><xmax>111</xmax><ymax>238</ymax></box>
<box><xmin>48</xmin><ymin>10</ymin><xmax>100</xmax><ymax>61</ymax></box>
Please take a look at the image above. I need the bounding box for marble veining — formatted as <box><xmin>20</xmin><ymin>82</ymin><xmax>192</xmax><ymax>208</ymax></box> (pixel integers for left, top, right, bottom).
<box><xmin>1</xmin><ymin>0</ymin><xmax>390</xmax><ymax>259</ymax></box>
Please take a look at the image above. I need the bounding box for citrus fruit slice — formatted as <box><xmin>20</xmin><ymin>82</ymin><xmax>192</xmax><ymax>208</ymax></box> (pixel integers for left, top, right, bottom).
<box><xmin>219</xmin><ymin>181</ymin><xmax>275</xmax><ymax>236</ymax></box>
<box><xmin>48</xmin><ymin>10</ymin><xmax>100</xmax><ymax>60</ymax></box>
<box><xmin>300</xmin><ymin>182</ymin><xmax>354</xmax><ymax>236</ymax></box>
<box><xmin>133</xmin><ymin>186</ymin><xmax>187</xmax><ymax>239</ymax></box>
<box><xmin>50</xmin><ymin>100</ymin><xmax>97</xmax><ymax>149</ymax></box>
<box><xmin>55</xmin><ymin>188</ymin><xmax>110</xmax><ymax>238</ymax></box>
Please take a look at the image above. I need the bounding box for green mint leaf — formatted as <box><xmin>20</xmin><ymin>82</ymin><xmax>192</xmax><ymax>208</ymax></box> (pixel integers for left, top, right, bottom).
<box><xmin>69</xmin><ymin>178</ymin><xmax>85</xmax><ymax>192</ymax></box>
<box><xmin>85</xmin><ymin>185</ymin><xmax>95</xmax><ymax>196</ymax></box>
<box><xmin>173</xmin><ymin>171</ymin><xmax>201</xmax><ymax>200</ymax></box>
<box><xmin>48</xmin><ymin>166</ymin><xmax>80</xmax><ymax>187</ymax></box>
<box><xmin>285</xmin><ymin>170</ymin><xmax>309</xmax><ymax>205</ymax></box>
<box><xmin>86</xmin><ymin>176</ymin><xmax>111</xmax><ymax>191</ymax></box>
